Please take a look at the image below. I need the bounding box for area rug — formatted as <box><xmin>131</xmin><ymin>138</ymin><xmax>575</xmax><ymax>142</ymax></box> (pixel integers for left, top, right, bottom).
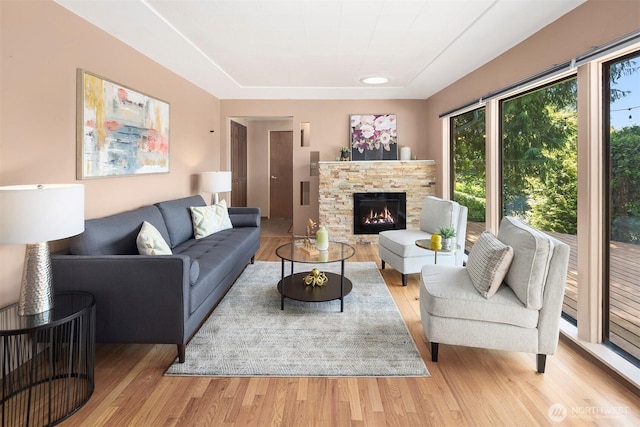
<box><xmin>165</xmin><ymin>261</ymin><xmax>429</xmax><ymax>377</ymax></box>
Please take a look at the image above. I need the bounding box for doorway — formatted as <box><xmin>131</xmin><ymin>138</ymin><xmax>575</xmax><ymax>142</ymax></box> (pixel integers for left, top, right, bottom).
<box><xmin>269</xmin><ymin>130</ymin><xmax>293</xmax><ymax>219</ymax></box>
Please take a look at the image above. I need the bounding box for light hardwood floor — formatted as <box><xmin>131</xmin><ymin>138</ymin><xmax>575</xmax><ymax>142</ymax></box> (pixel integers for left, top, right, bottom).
<box><xmin>61</xmin><ymin>237</ymin><xmax>640</xmax><ymax>426</ymax></box>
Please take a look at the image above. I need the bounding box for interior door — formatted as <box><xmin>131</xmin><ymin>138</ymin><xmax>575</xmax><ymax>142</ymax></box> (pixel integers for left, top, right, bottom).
<box><xmin>269</xmin><ymin>131</ymin><xmax>293</xmax><ymax>218</ymax></box>
<box><xmin>230</xmin><ymin>120</ymin><xmax>247</xmax><ymax>207</ymax></box>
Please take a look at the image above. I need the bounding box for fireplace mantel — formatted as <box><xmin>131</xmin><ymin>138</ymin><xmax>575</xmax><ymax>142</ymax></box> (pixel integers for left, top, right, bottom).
<box><xmin>318</xmin><ymin>160</ymin><xmax>436</xmax><ymax>245</ymax></box>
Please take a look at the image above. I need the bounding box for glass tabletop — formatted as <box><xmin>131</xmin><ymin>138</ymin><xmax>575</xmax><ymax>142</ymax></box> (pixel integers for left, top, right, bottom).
<box><xmin>276</xmin><ymin>240</ymin><xmax>356</xmax><ymax>263</ymax></box>
<box><xmin>415</xmin><ymin>239</ymin><xmax>461</xmax><ymax>253</ymax></box>
<box><xmin>0</xmin><ymin>292</ymin><xmax>95</xmax><ymax>333</ymax></box>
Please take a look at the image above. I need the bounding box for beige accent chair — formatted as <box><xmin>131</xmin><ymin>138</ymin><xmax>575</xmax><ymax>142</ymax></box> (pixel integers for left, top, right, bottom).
<box><xmin>420</xmin><ymin>216</ymin><xmax>570</xmax><ymax>373</ymax></box>
<box><xmin>379</xmin><ymin>196</ymin><xmax>468</xmax><ymax>286</ymax></box>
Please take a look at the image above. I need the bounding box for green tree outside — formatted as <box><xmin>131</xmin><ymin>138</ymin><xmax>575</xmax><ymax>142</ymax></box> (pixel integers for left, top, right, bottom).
<box><xmin>453</xmin><ymin>60</ymin><xmax>638</xmax><ymax>240</ymax></box>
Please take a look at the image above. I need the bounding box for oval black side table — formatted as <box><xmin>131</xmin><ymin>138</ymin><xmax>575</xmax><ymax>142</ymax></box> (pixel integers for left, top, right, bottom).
<box><xmin>0</xmin><ymin>292</ymin><xmax>95</xmax><ymax>426</ymax></box>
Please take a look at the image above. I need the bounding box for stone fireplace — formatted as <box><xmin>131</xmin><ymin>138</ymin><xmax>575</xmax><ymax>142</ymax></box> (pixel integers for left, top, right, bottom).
<box><xmin>318</xmin><ymin>160</ymin><xmax>435</xmax><ymax>245</ymax></box>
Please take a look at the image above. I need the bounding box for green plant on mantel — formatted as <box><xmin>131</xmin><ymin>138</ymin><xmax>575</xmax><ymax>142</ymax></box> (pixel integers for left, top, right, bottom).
<box><xmin>339</xmin><ymin>146</ymin><xmax>350</xmax><ymax>161</ymax></box>
<box><xmin>437</xmin><ymin>225</ymin><xmax>456</xmax><ymax>239</ymax></box>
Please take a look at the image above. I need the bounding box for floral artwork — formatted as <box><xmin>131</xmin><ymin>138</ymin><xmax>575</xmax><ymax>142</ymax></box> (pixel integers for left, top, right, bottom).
<box><xmin>349</xmin><ymin>114</ymin><xmax>398</xmax><ymax>161</ymax></box>
<box><xmin>77</xmin><ymin>69</ymin><xmax>170</xmax><ymax>178</ymax></box>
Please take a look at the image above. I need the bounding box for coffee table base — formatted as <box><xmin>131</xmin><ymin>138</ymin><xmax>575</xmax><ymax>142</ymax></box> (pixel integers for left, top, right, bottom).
<box><xmin>278</xmin><ymin>272</ymin><xmax>353</xmax><ymax>312</ymax></box>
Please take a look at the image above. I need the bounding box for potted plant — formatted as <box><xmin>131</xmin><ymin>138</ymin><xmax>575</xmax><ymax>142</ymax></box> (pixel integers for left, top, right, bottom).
<box><xmin>340</xmin><ymin>146</ymin><xmax>350</xmax><ymax>161</ymax></box>
<box><xmin>437</xmin><ymin>225</ymin><xmax>456</xmax><ymax>250</ymax></box>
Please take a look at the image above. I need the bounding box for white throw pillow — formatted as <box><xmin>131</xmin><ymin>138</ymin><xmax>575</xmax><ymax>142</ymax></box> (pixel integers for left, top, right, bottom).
<box><xmin>190</xmin><ymin>199</ymin><xmax>233</xmax><ymax>239</ymax></box>
<box><xmin>137</xmin><ymin>221</ymin><xmax>172</xmax><ymax>255</ymax></box>
<box><xmin>467</xmin><ymin>231</ymin><xmax>514</xmax><ymax>299</ymax></box>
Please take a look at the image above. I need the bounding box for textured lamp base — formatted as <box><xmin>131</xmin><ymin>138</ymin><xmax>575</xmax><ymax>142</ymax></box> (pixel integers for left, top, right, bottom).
<box><xmin>18</xmin><ymin>242</ymin><xmax>54</xmax><ymax>316</ymax></box>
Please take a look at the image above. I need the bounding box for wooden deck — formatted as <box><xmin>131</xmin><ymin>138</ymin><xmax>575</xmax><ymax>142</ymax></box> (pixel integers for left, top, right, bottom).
<box><xmin>465</xmin><ymin>221</ymin><xmax>640</xmax><ymax>361</ymax></box>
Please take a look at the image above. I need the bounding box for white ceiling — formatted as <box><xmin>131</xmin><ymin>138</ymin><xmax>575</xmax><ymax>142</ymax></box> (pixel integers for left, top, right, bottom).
<box><xmin>55</xmin><ymin>0</ymin><xmax>585</xmax><ymax>100</ymax></box>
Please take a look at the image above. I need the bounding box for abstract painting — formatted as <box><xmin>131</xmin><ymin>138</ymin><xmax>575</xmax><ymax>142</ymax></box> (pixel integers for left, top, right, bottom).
<box><xmin>349</xmin><ymin>114</ymin><xmax>398</xmax><ymax>161</ymax></box>
<box><xmin>77</xmin><ymin>69</ymin><xmax>170</xmax><ymax>178</ymax></box>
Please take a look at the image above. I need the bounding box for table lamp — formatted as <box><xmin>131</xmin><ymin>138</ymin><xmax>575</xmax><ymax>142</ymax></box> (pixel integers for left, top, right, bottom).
<box><xmin>201</xmin><ymin>171</ymin><xmax>232</xmax><ymax>204</ymax></box>
<box><xmin>0</xmin><ymin>184</ymin><xmax>84</xmax><ymax>315</ymax></box>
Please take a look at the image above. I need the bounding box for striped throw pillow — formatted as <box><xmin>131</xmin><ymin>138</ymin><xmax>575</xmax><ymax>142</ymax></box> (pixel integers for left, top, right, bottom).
<box><xmin>467</xmin><ymin>231</ymin><xmax>514</xmax><ymax>299</ymax></box>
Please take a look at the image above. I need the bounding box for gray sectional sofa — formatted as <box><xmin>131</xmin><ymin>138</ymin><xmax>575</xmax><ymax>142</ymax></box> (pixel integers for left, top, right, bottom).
<box><xmin>51</xmin><ymin>195</ymin><xmax>260</xmax><ymax>363</ymax></box>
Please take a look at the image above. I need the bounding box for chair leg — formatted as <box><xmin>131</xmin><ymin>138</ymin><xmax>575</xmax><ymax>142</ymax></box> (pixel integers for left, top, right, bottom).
<box><xmin>381</xmin><ymin>260</ymin><xmax>385</xmax><ymax>269</ymax></box>
<box><xmin>431</xmin><ymin>342</ymin><xmax>439</xmax><ymax>362</ymax></box>
<box><xmin>402</xmin><ymin>274</ymin><xmax>407</xmax><ymax>286</ymax></box>
<box><xmin>537</xmin><ymin>354</ymin><xmax>546</xmax><ymax>373</ymax></box>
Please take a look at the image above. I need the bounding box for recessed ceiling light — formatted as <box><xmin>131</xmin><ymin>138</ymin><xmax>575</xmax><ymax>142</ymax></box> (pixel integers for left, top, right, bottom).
<box><xmin>360</xmin><ymin>76</ymin><xmax>389</xmax><ymax>85</ymax></box>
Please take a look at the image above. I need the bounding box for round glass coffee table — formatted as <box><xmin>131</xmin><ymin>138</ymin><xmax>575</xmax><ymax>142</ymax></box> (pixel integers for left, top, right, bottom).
<box><xmin>275</xmin><ymin>241</ymin><xmax>356</xmax><ymax>312</ymax></box>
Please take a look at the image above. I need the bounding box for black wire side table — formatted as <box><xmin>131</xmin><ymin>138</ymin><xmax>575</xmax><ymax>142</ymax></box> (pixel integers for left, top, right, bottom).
<box><xmin>0</xmin><ymin>292</ymin><xmax>95</xmax><ymax>426</ymax></box>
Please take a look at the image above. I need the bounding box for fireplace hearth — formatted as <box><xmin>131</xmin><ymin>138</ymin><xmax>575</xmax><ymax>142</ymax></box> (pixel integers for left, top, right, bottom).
<box><xmin>353</xmin><ymin>192</ymin><xmax>407</xmax><ymax>235</ymax></box>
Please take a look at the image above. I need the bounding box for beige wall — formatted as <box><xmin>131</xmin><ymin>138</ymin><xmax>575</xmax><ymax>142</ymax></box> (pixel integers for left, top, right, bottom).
<box><xmin>220</xmin><ymin>100</ymin><xmax>429</xmax><ymax>233</ymax></box>
<box><xmin>423</xmin><ymin>0</ymin><xmax>640</xmax><ymax>188</ymax></box>
<box><xmin>0</xmin><ymin>0</ymin><xmax>221</xmax><ymax>304</ymax></box>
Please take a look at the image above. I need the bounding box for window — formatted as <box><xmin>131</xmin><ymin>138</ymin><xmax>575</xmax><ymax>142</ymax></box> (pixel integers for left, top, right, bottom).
<box><xmin>444</xmin><ymin>30</ymin><xmax>640</xmax><ymax>377</ymax></box>
<box><xmin>604</xmin><ymin>51</ymin><xmax>640</xmax><ymax>361</ymax></box>
<box><xmin>500</xmin><ymin>78</ymin><xmax>578</xmax><ymax>320</ymax></box>
<box><xmin>451</xmin><ymin>107</ymin><xmax>486</xmax><ymax>252</ymax></box>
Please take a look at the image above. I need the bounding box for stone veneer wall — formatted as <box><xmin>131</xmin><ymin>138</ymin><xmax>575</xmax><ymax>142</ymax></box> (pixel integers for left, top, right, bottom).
<box><xmin>318</xmin><ymin>160</ymin><xmax>436</xmax><ymax>245</ymax></box>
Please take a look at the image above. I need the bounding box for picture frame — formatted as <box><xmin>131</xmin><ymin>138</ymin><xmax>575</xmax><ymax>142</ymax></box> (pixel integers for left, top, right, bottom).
<box><xmin>76</xmin><ymin>69</ymin><xmax>170</xmax><ymax>179</ymax></box>
<box><xmin>349</xmin><ymin>114</ymin><xmax>398</xmax><ymax>161</ymax></box>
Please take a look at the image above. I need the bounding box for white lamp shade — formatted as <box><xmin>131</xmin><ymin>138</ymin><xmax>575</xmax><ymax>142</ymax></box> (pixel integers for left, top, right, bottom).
<box><xmin>0</xmin><ymin>184</ymin><xmax>85</xmax><ymax>244</ymax></box>
<box><xmin>201</xmin><ymin>171</ymin><xmax>232</xmax><ymax>193</ymax></box>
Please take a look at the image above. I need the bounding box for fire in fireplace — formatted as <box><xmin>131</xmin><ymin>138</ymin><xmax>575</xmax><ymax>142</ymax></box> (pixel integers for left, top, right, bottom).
<box><xmin>353</xmin><ymin>192</ymin><xmax>407</xmax><ymax>234</ymax></box>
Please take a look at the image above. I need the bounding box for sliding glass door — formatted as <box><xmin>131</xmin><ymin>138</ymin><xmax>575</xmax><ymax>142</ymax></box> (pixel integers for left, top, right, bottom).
<box><xmin>604</xmin><ymin>51</ymin><xmax>640</xmax><ymax>361</ymax></box>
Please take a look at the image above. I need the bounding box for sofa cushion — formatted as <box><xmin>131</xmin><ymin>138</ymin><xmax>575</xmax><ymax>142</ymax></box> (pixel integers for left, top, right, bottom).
<box><xmin>190</xmin><ymin>200</ymin><xmax>233</xmax><ymax>239</ymax></box>
<box><xmin>173</xmin><ymin>227</ymin><xmax>260</xmax><ymax>313</ymax></box>
<box><xmin>419</xmin><ymin>196</ymin><xmax>460</xmax><ymax>235</ymax></box>
<box><xmin>497</xmin><ymin>217</ymin><xmax>554</xmax><ymax>310</ymax></box>
<box><xmin>420</xmin><ymin>264</ymin><xmax>539</xmax><ymax>329</ymax></box>
<box><xmin>467</xmin><ymin>231</ymin><xmax>514</xmax><ymax>299</ymax></box>
<box><xmin>136</xmin><ymin>221</ymin><xmax>172</xmax><ymax>255</ymax></box>
<box><xmin>155</xmin><ymin>195</ymin><xmax>206</xmax><ymax>248</ymax></box>
<box><xmin>70</xmin><ymin>205</ymin><xmax>170</xmax><ymax>255</ymax></box>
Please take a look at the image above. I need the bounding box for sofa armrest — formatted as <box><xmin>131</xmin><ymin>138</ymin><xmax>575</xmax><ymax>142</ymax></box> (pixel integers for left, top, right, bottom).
<box><xmin>51</xmin><ymin>254</ymin><xmax>192</xmax><ymax>345</ymax></box>
<box><xmin>229</xmin><ymin>207</ymin><xmax>261</xmax><ymax>228</ymax></box>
